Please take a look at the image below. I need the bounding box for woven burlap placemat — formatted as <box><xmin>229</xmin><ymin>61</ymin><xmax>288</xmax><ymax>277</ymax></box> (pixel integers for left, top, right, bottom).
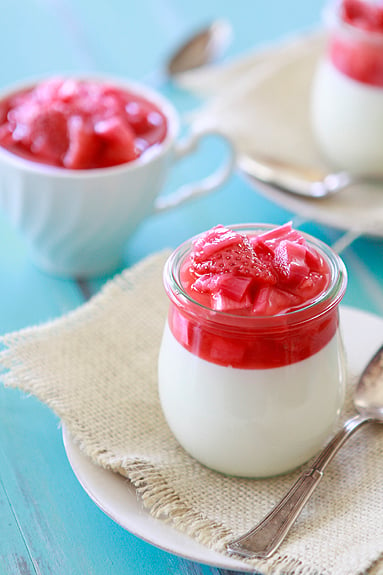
<box><xmin>0</xmin><ymin>251</ymin><xmax>382</xmax><ymax>575</ymax></box>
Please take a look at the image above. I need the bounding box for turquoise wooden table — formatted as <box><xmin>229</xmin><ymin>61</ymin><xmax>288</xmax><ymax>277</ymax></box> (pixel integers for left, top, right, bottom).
<box><xmin>1</xmin><ymin>1</ymin><xmax>383</xmax><ymax>573</ymax></box>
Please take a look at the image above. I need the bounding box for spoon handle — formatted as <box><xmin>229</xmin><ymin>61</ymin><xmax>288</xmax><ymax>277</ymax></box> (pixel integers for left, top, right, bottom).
<box><xmin>226</xmin><ymin>414</ymin><xmax>370</xmax><ymax>559</ymax></box>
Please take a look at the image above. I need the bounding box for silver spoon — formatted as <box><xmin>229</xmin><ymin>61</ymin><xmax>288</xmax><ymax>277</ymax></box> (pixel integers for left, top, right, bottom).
<box><xmin>166</xmin><ymin>20</ymin><xmax>232</xmax><ymax>77</ymax></box>
<box><xmin>226</xmin><ymin>343</ymin><xmax>383</xmax><ymax>559</ymax></box>
<box><xmin>238</xmin><ymin>154</ymin><xmax>383</xmax><ymax>199</ymax></box>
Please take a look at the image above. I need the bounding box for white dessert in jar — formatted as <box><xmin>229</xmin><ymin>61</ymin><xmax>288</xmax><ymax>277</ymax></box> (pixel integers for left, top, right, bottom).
<box><xmin>311</xmin><ymin>0</ymin><xmax>383</xmax><ymax>175</ymax></box>
<box><xmin>158</xmin><ymin>223</ymin><xmax>348</xmax><ymax>478</ymax></box>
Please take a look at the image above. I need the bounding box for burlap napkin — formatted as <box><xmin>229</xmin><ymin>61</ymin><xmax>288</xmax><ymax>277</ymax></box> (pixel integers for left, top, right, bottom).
<box><xmin>0</xmin><ymin>251</ymin><xmax>382</xmax><ymax>575</ymax></box>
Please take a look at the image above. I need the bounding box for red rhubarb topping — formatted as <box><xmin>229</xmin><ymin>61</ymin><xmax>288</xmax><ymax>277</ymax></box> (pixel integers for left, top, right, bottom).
<box><xmin>181</xmin><ymin>223</ymin><xmax>330</xmax><ymax>315</ymax></box>
<box><xmin>0</xmin><ymin>78</ymin><xmax>167</xmax><ymax>169</ymax></box>
<box><xmin>167</xmin><ymin>224</ymin><xmax>341</xmax><ymax>369</ymax></box>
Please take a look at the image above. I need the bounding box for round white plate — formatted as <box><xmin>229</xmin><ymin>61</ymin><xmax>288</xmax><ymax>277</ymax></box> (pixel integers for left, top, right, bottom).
<box><xmin>63</xmin><ymin>305</ymin><xmax>383</xmax><ymax>571</ymax></box>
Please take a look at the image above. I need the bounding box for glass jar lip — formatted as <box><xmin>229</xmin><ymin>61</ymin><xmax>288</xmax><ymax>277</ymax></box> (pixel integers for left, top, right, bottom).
<box><xmin>324</xmin><ymin>0</ymin><xmax>383</xmax><ymax>45</ymax></box>
<box><xmin>163</xmin><ymin>223</ymin><xmax>347</xmax><ymax>329</ymax></box>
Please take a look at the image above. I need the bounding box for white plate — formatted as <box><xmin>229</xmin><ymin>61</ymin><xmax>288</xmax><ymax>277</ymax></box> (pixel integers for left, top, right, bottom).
<box><xmin>63</xmin><ymin>305</ymin><xmax>383</xmax><ymax>572</ymax></box>
<box><xmin>187</xmin><ymin>33</ymin><xmax>383</xmax><ymax>238</ymax></box>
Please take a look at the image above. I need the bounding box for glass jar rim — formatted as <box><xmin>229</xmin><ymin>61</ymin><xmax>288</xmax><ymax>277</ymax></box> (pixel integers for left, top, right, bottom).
<box><xmin>163</xmin><ymin>223</ymin><xmax>347</xmax><ymax>331</ymax></box>
<box><xmin>324</xmin><ymin>0</ymin><xmax>383</xmax><ymax>45</ymax></box>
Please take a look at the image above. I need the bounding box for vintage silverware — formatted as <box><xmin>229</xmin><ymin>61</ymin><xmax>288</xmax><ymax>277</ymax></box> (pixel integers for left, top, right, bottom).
<box><xmin>226</xmin><ymin>343</ymin><xmax>383</xmax><ymax>559</ymax></box>
<box><xmin>239</xmin><ymin>154</ymin><xmax>383</xmax><ymax>199</ymax></box>
<box><xmin>166</xmin><ymin>20</ymin><xmax>232</xmax><ymax>76</ymax></box>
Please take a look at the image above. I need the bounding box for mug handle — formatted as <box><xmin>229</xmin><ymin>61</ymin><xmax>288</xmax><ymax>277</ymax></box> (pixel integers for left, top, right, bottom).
<box><xmin>154</xmin><ymin>128</ymin><xmax>236</xmax><ymax>212</ymax></box>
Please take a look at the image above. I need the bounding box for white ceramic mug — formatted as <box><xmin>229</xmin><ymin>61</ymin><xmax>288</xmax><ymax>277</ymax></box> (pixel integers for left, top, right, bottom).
<box><xmin>0</xmin><ymin>77</ymin><xmax>235</xmax><ymax>277</ymax></box>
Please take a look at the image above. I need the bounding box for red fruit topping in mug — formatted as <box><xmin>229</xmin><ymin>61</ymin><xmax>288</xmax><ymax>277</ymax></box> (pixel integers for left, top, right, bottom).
<box><xmin>0</xmin><ymin>77</ymin><xmax>167</xmax><ymax>169</ymax></box>
<box><xmin>180</xmin><ymin>223</ymin><xmax>330</xmax><ymax>315</ymax></box>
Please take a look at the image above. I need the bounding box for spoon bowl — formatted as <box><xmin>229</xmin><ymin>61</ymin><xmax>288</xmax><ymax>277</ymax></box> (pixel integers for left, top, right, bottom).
<box><xmin>226</xmin><ymin>343</ymin><xmax>383</xmax><ymax>559</ymax></box>
<box><xmin>239</xmin><ymin>154</ymin><xmax>383</xmax><ymax>199</ymax></box>
<box><xmin>166</xmin><ymin>20</ymin><xmax>232</xmax><ymax>77</ymax></box>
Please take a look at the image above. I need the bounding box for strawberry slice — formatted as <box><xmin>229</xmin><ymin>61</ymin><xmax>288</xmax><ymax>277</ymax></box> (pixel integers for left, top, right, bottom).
<box><xmin>192</xmin><ymin>225</ymin><xmax>240</xmax><ymax>260</ymax></box>
<box><xmin>273</xmin><ymin>240</ymin><xmax>310</xmax><ymax>286</ymax></box>
<box><xmin>191</xmin><ymin>225</ymin><xmax>276</xmax><ymax>284</ymax></box>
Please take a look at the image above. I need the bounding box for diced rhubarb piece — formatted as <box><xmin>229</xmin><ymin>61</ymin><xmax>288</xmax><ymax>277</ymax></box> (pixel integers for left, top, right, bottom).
<box><xmin>33</xmin><ymin>77</ymin><xmax>63</xmax><ymax>103</ymax></box>
<box><xmin>295</xmin><ymin>273</ymin><xmax>329</xmax><ymax>301</ymax></box>
<box><xmin>305</xmin><ymin>246</ymin><xmax>325</xmax><ymax>273</ymax></box>
<box><xmin>0</xmin><ymin>124</ymin><xmax>14</xmax><ymax>147</ymax></box>
<box><xmin>0</xmin><ymin>100</ymin><xmax>10</xmax><ymax>124</ymax></box>
<box><xmin>192</xmin><ymin>274</ymin><xmax>252</xmax><ymax>311</ymax></box>
<box><xmin>215</xmin><ymin>275</ymin><xmax>252</xmax><ymax>302</ymax></box>
<box><xmin>63</xmin><ymin>116</ymin><xmax>101</xmax><ymax>169</ymax></box>
<box><xmin>99</xmin><ymin>140</ymin><xmax>139</xmax><ymax>167</ymax></box>
<box><xmin>192</xmin><ymin>273</ymin><xmax>222</xmax><ymax>294</ymax></box>
<box><xmin>255</xmin><ymin>222</ymin><xmax>305</xmax><ymax>248</ymax></box>
<box><xmin>125</xmin><ymin>100</ymin><xmax>159</xmax><ymax>133</ymax></box>
<box><xmin>209</xmin><ymin>334</ymin><xmax>246</xmax><ymax>366</ymax></box>
<box><xmin>249</xmin><ymin>236</ymin><xmax>274</xmax><ymax>260</ymax></box>
<box><xmin>253</xmin><ymin>285</ymin><xmax>300</xmax><ymax>315</ymax></box>
<box><xmin>273</xmin><ymin>240</ymin><xmax>310</xmax><ymax>286</ymax></box>
<box><xmin>211</xmin><ymin>292</ymin><xmax>239</xmax><ymax>312</ymax></box>
<box><xmin>57</xmin><ymin>78</ymin><xmax>80</xmax><ymax>102</ymax></box>
<box><xmin>94</xmin><ymin>116</ymin><xmax>138</xmax><ymax>166</ymax></box>
<box><xmin>171</xmin><ymin>309</ymin><xmax>191</xmax><ymax>348</ymax></box>
<box><xmin>7</xmin><ymin>100</ymin><xmax>40</xmax><ymax>146</ymax></box>
<box><xmin>29</xmin><ymin>108</ymin><xmax>68</xmax><ymax>163</ymax></box>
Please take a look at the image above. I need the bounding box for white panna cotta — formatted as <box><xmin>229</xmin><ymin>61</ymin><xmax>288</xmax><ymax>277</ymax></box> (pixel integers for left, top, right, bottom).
<box><xmin>159</xmin><ymin>322</ymin><xmax>346</xmax><ymax>478</ymax></box>
<box><xmin>311</xmin><ymin>60</ymin><xmax>383</xmax><ymax>174</ymax></box>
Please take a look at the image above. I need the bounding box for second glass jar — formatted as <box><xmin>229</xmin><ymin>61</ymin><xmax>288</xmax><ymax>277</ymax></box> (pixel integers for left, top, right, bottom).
<box><xmin>158</xmin><ymin>224</ymin><xmax>348</xmax><ymax>478</ymax></box>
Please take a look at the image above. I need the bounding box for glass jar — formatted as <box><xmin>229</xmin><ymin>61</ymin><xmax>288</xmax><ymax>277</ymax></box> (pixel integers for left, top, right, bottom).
<box><xmin>311</xmin><ymin>0</ymin><xmax>383</xmax><ymax>175</ymax></box>
<box><xmin>158</xmin><ymin>224</ymin><xmax>348</xmax><ymax>477</ymax></box>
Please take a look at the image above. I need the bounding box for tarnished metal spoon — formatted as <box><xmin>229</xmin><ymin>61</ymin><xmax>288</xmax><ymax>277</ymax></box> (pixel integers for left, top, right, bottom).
<box><xmin>226</xmin><ymin>343</ymin><xmax>383</xmax><ymax>559</ymax></box>
<box><xmin>166</xmin><ymin>20</ymin><xmax>232</xmax><ymax>76</ymax></box>
<box><xmin>238</xmin><ymin>154</ymin><xmax>383</xmax><ymax>199</ymax></box>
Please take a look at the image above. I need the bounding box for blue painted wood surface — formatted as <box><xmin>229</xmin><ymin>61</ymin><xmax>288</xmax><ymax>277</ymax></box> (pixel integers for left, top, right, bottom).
<box><xmin>0</xmin><ymin>0</ymin><xmax>382</xmax><ymax>573</ymax></box>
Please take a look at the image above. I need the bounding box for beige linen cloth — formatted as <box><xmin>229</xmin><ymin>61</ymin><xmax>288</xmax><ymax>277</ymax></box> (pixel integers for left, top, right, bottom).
<box><xmin>0</xmin><ymin>251</ymin><xmax>383</xmax><ymax>575</ymax></box>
